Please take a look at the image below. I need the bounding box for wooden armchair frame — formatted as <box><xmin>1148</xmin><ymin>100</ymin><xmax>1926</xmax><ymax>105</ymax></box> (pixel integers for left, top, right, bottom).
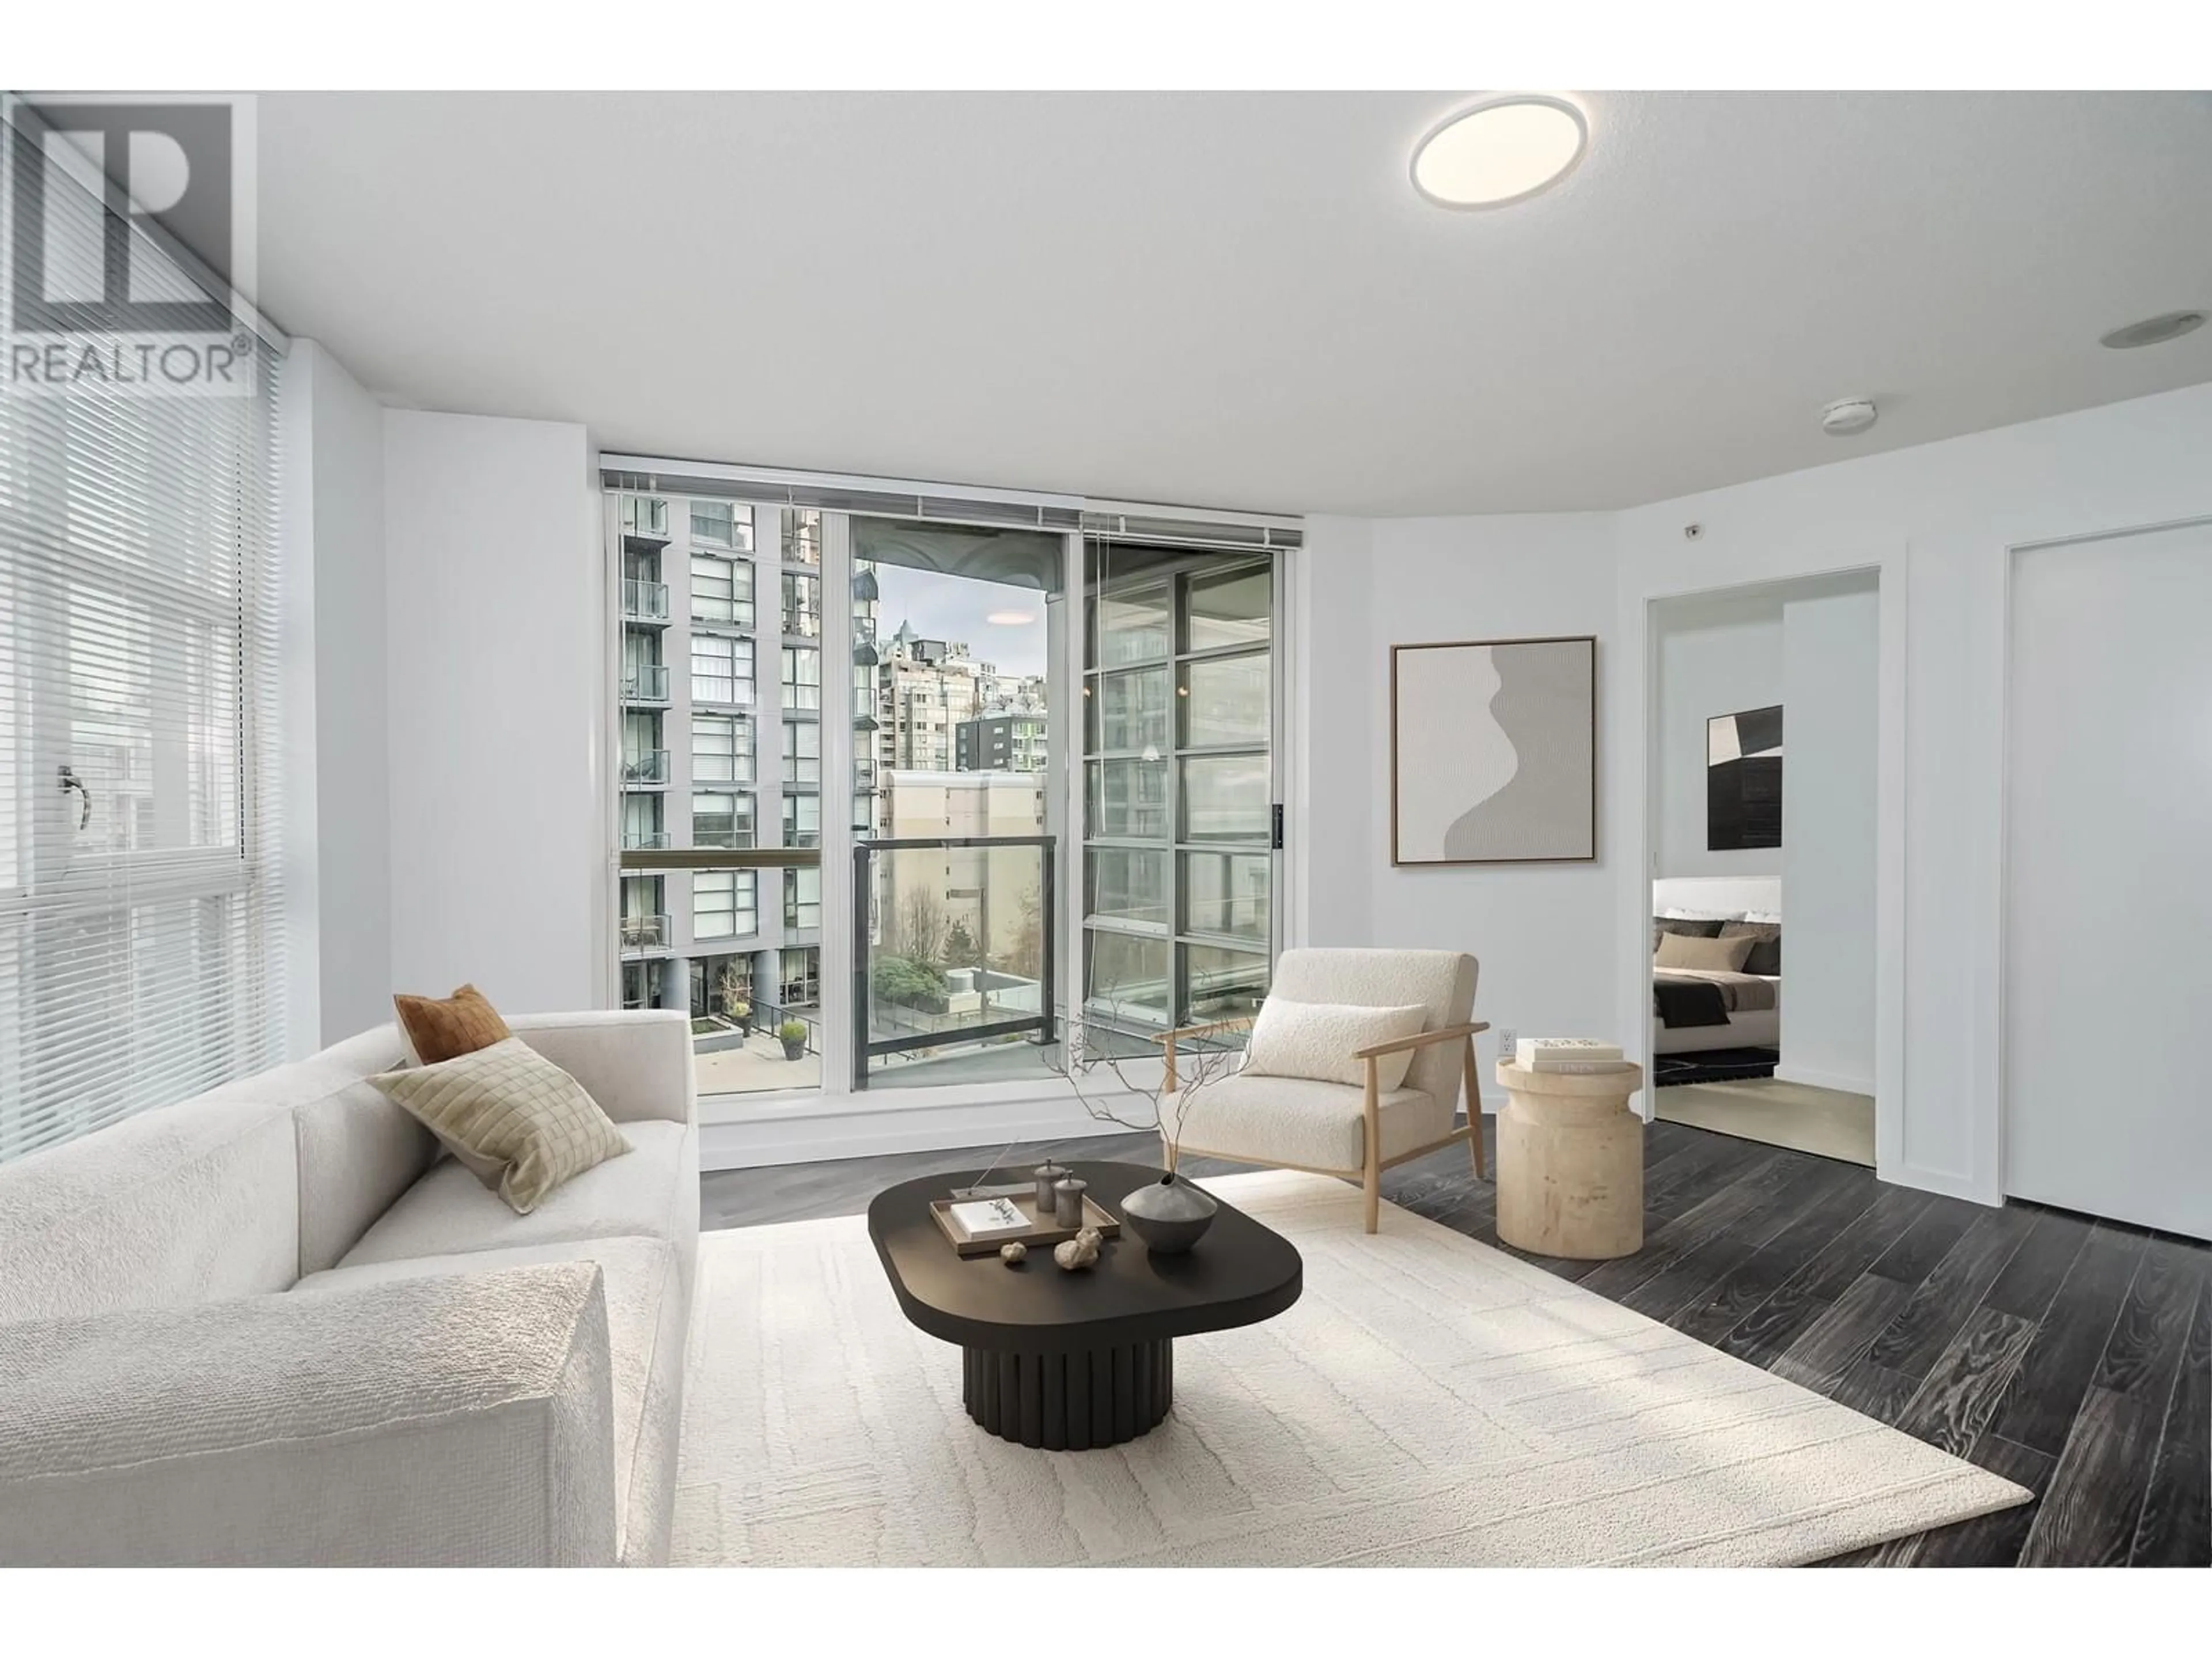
<box><xmin>1156</xmin><ymin>1016</ymin><xmax>1493</xmax><ymax>1234</ymax></box>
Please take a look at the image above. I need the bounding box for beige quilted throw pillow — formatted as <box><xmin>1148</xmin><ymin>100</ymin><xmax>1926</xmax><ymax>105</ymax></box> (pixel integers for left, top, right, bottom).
<box><xmin>370</xmin><ymin>1038</ymin><xmax>629</xmax><ymax>1214</ymax></box>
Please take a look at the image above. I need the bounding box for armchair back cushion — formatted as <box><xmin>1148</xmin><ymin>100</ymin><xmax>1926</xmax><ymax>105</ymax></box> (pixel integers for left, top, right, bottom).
<box><xmin>1243</xmin><ymin>1000</ymin><xmax>1429</xmax><ymax>1090</ymax></box>
<box><xmin>1266</xmin><ymin>949</ymin><xmax>1479</xmax><ymax>1108</ymax></box>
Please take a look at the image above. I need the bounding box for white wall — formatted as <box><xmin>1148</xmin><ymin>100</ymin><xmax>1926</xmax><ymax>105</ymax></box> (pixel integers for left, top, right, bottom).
<box><xmin>1306</xmin><ymin>513</ymin><xmax>1618</xmax><ymax>1082</ymax></box>
<box><xmin>1609</xmin><ymin>380</ymin><xmax>2212</xmax><ymax>1205</ymax></box>
<box><xmin>382</xmin><ymin>410</ymin><xmax>604</xmax><ymax>1016</ymax></box>
<box><xmin>1778</xmin><ymin>584</ymin><xmax>1878</xmax><ymax>1095</ymax></box>
<box><xmin>1652</xmin><ymin>596</ymin><xmax>1784</xmax><ymax>879</ymax></box>
<box><xmin>1298</xmin><ymin>381</ymin><xmax>2212</xmax><ymax>1205</ymax></box>
<box><xmin>278</xmin><ymin>340</ymin><xmax>392</xmax><ymax>1052</ymax></box>
<box><xmin>1292</xmin><ymin>517</ymin><xmax>1377</xmax><ymax>951</ymax></box>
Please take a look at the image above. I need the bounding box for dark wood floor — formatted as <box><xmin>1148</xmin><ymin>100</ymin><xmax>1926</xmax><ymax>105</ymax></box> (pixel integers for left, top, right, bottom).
<box><xmin>701</xmin><ymin>1119</ymin><xmax>2211</xmax><ymax>1568</ymax></box>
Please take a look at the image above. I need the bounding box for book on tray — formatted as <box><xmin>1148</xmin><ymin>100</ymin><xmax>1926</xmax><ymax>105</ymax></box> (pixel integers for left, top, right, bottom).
<box><xmin>946</xmin><ymin>1196</ymin><xmax>1031</xmax><ymax>1239</ymax></box>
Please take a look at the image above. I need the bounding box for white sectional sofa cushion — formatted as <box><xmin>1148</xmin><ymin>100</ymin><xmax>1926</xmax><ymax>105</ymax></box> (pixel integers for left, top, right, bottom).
<box><xmin>0</xmin><ymin>1263</ymin><xmax>617</xmax><ymax>1567</ymax></box>
<box><xmin>297</xmin><ymin>1235</ymin><xmax>683</xmax><ymax>1566</ymax></box>
<box><xmin>340</xmin><ymin>1119</ymin><xmax>697</xmax><ymax>1274</ymax></box>
<box><xmin>0</xmin><ymin>1089</ymin><xmax>303</xmax><ymax>1325</ymax></box>
<box><xmin>0</xmin><ymin>1008</ymin><xmax>698</xmax><ymax>1567</ymax></box>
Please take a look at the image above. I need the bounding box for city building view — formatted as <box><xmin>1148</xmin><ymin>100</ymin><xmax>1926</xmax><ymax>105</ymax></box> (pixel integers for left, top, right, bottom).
<box><xmin>615</xmin><ymin>493</ymin><xmax>1067</xmax><ymax>1095</ymax></box>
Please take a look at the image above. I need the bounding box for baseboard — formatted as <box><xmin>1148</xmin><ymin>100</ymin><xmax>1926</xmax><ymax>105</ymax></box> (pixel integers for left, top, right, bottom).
<box><xmin>1880</xmin><ymin>1159</ymin><xmax>2003</xmax><ymax>1209</ymax></box>
<box><xmin>1772</xmin><ymin>1063</ymin><xmax>1876</xmax><ymax>1097</ymax></box>
<box><xmin>700</xmin><ymin>1092</ymin><xmax>1141</xmax><ymax>1171</ymax></box>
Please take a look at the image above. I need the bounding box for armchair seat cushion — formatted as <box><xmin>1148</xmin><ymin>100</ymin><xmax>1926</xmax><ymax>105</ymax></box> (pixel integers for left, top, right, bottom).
<box><xmin>1166</xmin><ymin>1074</ymin><xmax>1450</xmax><ymax>1174</ymax></box>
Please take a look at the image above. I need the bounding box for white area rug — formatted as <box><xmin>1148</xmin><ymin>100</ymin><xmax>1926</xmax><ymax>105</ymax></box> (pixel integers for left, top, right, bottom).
<box><xmin>672</xmin><ymin>1170</ymin><xmax>2028</xmax><ymax>1566</ymax></box>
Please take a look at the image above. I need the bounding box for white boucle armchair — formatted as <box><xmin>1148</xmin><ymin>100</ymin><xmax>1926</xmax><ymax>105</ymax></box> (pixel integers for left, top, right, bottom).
<box><xmin>1159</xmin><ymin>948</ymin><xmax>1490</xmax><ymax>1233</ymax></box>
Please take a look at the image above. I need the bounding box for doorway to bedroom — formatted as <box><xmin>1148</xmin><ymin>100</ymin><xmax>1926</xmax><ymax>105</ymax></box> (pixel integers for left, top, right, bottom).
<box><xmin>1645</xmin><ymin>573</ymin><xmax>1880</xmax><ymax>1166</ymax></box>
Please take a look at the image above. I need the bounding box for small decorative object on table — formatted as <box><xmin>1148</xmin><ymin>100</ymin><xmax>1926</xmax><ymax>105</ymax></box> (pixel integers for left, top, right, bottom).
<box><xmin>1120</xmin><ymin>1172</ymin><xmax>1219</xmax><ymax>1255</ymax></box>
<box><xmin>929</xmin><ymin>1188</ymin><xmax>1122</xmax><ymax>1257</ymax></box>
<box><xmin>1047</xmin><ymin>1006</ymin><xmax>1241</xmax><ymax>1254</ymax></box>
<box><xmin>1052</xmin><ymin>1227</ymin><xmax>1103</xmax><ymax>1271</ymax></box>
<box><xmin>1032</xmin><ymin>1161</ymin><xmax>1069</xmax><ymax>1212</ymax></box>
<box><xmin>1052</xmin><ymin>1175</ymin><xmax>1087</xmax><ymax>1228</ymax></box>
<box><xmin>998</xmin><ymin>1240</ymin><xmax>1027</xmax><ymax>1266</ymax></box>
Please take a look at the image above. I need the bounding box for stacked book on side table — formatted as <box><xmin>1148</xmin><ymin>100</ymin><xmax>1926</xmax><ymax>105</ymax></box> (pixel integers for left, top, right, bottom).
<box><xmin>1512</xmin><ymin>1037</ymin><xmax>1637</xmax><ymax>1075</ymax></box>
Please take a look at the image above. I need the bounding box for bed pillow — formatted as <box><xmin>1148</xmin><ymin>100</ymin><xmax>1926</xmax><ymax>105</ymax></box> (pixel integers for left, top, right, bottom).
<box><xmin>1721</xmin><ymin>920</ymin><xmax>1782</xmax><ymax>975</ymax></box>
<box><xmin>1652</xmin><ymin>915</ymin><xmax>1725</xmax><ymax>953</ymax></box>
<box><xmin>1241</xmin><ymin>999</ymin><xmax>1431</xmax><ymax>1091</ymax></box>
<box><xmin>1655</xmin><ymin>931</ymin><xmax>1757</xmax><ymax>972</ymax></box>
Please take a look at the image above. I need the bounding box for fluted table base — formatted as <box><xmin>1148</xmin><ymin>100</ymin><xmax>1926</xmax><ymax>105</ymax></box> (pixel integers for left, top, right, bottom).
<box><xmin>961</xmin><ymin>1339</ymin><xmax>1174</xmax><ymax>1449</ymax></box>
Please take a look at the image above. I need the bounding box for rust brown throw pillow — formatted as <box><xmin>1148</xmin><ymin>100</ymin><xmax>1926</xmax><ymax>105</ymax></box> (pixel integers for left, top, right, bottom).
<box><xmin>393</xmin><ymin>983</ymin><xmax>512</xmax><ymax>1065</ymax></box>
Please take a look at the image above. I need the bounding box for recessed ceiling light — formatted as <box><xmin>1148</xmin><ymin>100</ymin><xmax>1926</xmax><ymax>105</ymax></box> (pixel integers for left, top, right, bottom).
<box><xmin>984</xmin><ymin>610</ymin><xmax>1035</xmax><ymax>626</ymax></box>
<box><xmin>1410</xmin><ymin>95</ymin><xmax>1588</xmax><ymax>210</ymax></box>
<box><xmin>2100</xmin><ymin>310</ymin><xmax>2205</xmax><ymax>350</ymax></box>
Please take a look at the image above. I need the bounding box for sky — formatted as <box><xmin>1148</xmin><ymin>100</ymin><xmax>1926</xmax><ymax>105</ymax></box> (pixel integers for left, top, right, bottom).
<box><xmin>872</xmin><ymin>563</ymin><xmax>1048</xmax><ymax>678</ymax></box>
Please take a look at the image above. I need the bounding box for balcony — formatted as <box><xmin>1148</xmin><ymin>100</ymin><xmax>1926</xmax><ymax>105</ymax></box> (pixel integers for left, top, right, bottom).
<box><xmin>782</xmin><ymin>604</ymin><xmax>823</xmax><ymax>639</ymax></box>
<box><xmin>619</xmin><ymin>912</ymin><xmax>672</xmax><ymax>955</ymax></box>
<box><xmin>622</xmin><ymin>748</ymin><xmax>671</xmax><ymax>787</ymax></box>
<box><xmin>853</xmin><ymin>835</ymin><xmax>1056</xmax><ymax>1091</ymax></box>
<box><xmin>620</xmin><ymin>826</ymin><xmax>672</xmax><ymax>851</ymax></box>
<box><xmin>623</xmin><ymin>578</ymin><xmax>671</xmax><ymax>623</ymax></box>
<box><xmin>622</xmin><ymin>664</ymin><xmax>670</xmax><ymax>703</ymax></box>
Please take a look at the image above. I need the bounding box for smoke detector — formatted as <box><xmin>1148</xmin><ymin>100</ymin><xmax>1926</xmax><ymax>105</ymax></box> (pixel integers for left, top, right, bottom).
<box><xmin>1820</xmin><ymin>397</ymin><xmax>1878</xmax><ymax>437</ymax></box>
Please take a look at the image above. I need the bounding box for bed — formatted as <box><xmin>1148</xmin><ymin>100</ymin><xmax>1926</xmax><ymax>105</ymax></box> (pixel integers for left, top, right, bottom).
<box><xmin>1651</xmin><ymin>876</ymin><xmax>1781</xmax><ymax>1056</ymax></box>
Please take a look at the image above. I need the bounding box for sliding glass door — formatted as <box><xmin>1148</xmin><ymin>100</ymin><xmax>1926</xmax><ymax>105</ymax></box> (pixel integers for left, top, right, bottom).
<box><xmin>1081</xmin><ymin>543</ymin><xmax>1278</xmax><ymax>1050</ymax></box>
<box><xmin>607</xmin><ymin>482</ymin><xmax>1287</xmax><ymax>1104</ymax></box>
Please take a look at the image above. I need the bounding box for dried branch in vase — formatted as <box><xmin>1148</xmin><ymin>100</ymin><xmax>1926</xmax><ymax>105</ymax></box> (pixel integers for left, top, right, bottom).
<box><xmin>1043</xmin><ymin>991</ymin><xmax>1253</xmax><ymax>1175</ymax></box>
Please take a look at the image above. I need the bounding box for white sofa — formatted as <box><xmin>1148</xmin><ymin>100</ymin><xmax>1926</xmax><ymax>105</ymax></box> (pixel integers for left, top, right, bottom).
<box><xmin>0</xmin><ymin>1010</ymin><xmax>699</xmax><ymax>1567</ymax></box>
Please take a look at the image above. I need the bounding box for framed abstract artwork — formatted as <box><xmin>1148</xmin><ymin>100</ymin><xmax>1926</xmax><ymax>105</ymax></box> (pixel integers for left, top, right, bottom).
<box><xmin>1390</xmin><ymin>635</ymin><xmax>1597</xmax><ymax>865</ymax></box>
<box><xmin>1707</xmin><ymin>703</ymin><xmax>1783</xmax><ymax>850</ymax></box>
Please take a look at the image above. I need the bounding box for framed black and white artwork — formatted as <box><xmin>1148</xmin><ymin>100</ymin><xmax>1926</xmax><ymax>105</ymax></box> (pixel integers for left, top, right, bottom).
<box><xmin>1707</xmin><ymin>704</ymin><xmax>1783</xmax><ymax>850</ymax></box>
<box><xmin>1389</xmin><ymin>635</ymin><xmax>1597</xmax><ymax>865</ymax></box>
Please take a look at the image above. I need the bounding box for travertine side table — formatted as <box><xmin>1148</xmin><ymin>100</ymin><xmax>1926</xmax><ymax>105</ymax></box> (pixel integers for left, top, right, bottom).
<box><xmin>1493</xmin><ymin>1062</ymin><xmax>1647</xmax><ymax>1260</ymax></box>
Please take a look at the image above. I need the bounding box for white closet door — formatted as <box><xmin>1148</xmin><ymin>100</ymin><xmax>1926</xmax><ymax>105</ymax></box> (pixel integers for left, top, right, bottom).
<box><xmin>2005</xmin><ymin>522</ymin><xmax>2212</xmax><ymax>1238</ymax></box>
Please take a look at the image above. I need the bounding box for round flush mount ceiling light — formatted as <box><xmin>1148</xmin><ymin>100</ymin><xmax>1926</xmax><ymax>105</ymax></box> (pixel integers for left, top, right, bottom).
<box><xmin>1821</xmin><ymin>397</ymin><xmax>1879</xmax><ymax>437</ymax></box>
<box><xmin>1410</xmin><ymin>94</ymin><xmax>1589</xmax><ymax>210</ymax></box>
<box><xmin>2099</xmin><ymin>310</ymin><xmax>2205</xmax><ymax>350</ymax></box>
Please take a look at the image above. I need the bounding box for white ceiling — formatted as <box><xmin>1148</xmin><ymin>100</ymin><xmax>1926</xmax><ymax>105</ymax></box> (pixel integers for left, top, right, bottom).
<box><xmin>251</xmin><ymin>90</ymin><xmax>2212</xmax><ymax>516</ymax></box>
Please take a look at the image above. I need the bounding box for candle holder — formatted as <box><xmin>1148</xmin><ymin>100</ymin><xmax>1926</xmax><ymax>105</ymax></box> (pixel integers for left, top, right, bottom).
<box><xmin>1052</xmin><ymin>1176</ymin><xmax>1088</xmax><ymax>1229</ymax></box>
<box><xmin>1033</xmin><ymin>1162</ymin><xmax>1069</xmax><ymax>1214</ymax></box>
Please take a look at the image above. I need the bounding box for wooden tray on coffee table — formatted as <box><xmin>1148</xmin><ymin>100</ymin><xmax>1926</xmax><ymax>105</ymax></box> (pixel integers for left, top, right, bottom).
<box><xmin>929</xmin><ymin>1192</ymin><xmax>1123</xmax><ymax>1257</ymax></box>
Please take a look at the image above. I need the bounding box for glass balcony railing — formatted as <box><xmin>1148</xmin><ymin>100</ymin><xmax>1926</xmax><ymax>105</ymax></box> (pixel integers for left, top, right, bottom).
<box><xmin>622</xmin><ymin>748</ymin><xmax>670</xmax><ymax>786</ymax></box>
<box><xmin>622</xmin><ymin>664</ymin><xmax>670</xmax><ymax>702</ymax></box>
<box><xmin>620</xmin><ymin>826</ymin><xmax>672</xmax><ymax>851</ymax></box>
<box><xmin>853</xmin><ymin>835</ymin><xmax>1056</xmax><ymax>1091</ymax></box>
<box><xmin>782</xmin><ymin>604</ymin><xmax>823</xmax><ymax>639</ymax></box>
<box><xmin>623</xmin><ymin>578</ymin><xmax>671</xmax><ymax>622</ymax></box>
<box><xmin>619</xmin><ymin>912</ymin><xmax>672</xmax><ymax>955</ymax></box>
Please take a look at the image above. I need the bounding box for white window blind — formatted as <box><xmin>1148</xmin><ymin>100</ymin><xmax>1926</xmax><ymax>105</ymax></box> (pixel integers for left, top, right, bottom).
<box><xmin>0</xmin><ymin>120</ymin><xmax>286</xmax><ymax>1162</ymax></box>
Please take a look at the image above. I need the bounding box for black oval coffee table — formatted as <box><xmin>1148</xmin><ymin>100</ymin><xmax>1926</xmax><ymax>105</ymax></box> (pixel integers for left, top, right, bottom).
<box><xmin>867</xmin><ymin>1161</ymin><xmax>1303</xmax><ymax>1450</ymax></box>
